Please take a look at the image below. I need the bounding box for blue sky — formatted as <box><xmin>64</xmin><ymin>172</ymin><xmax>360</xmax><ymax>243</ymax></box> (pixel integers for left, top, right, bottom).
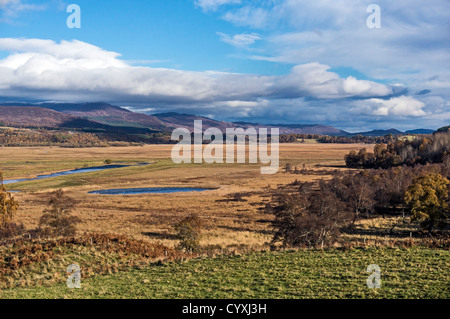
<box><xmin>0</xmin><ymin>1</ymin><xmax>292</xmax><ymax>74</ymax></box>
<box><xmin>0</xmin><ymin>0</ymin><xmax>449</xmax><ymax>131</ymax></box>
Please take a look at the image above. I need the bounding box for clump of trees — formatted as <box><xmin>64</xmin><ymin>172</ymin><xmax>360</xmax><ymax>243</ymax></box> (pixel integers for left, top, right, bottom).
<box><xmin>346</xmin><ymin>131</ymin><xmax>450</xmax><ymax>169</ymax></box>
<box><xmin>173</xmin><ymin>213</ymin><xmax>203</xmax><ymax>253</ymax></box>
<box><xmin>0</xmin><ymin>128</ymin><xmax>111</xmax><ymax>147</ymax></box>
<box><xmin>270</xmin><ymin>182</ymin><xmax>351</xmax><ymax>248</ymax></box>
<box><xmin>272</xmin><ymin>131</ymin><xmax>450</xmax><ymax>248</ymax></box>
<box><xmin>318</xmin><ymin>134</ymin><xmax>398</xmax><ymax>144</ymax></box>
<box><xmin>269</xmin><ymin>172</ymin><xmax>381</xmax><ymax>248</ymax></box>
<box><xmin>38</xmin><ymin>189</ymin><xmax>81</xmax><ymax>237</ymax></box>
<box><xmin>279</xmin><ymin>134</ymin><xmax>322</xmax><ymax>143</ymax></box>
<box><xmin>279</xmin><ymin>133</ymin><xmax>404</xmax><ymax>144</ymax></box>
<box><xmin>269</xmin><ymin>162</ymin><xmax>450</xmax><ymax>248</ymax></box>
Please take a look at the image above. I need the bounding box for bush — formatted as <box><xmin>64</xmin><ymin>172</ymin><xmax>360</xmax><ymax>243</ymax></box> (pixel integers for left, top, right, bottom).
<box><xmin>173</xmin><ymin>214</ymin><xmax>203</xmax><ymax>253</ymax></box>
<box><xmin>405</xmin><ymin>173</ymin><xmax>449</xmax><ymax>232</ymax></box>
<box><xmin>38</xmin><ymin>189</ymin><xmax>81</xmax><ymax>237</ymax></box>
<box><xmin>285</xmin><ymin>163</ymin><xmax>293</xmax><ymax>173</ymax></box>
<box><xmin>0</xmin><ymin>222</ymin><xmax>25</xmax><ymax>240</ymax></box>
<box><xmin>0</xmin><ymin>171</ymin><xmax>19</xmax><ymax>230</ymax></box>
<box><xmin>270</xmin><ymin>183</ymin><xmax>352</xmax><ymax>248</ymax></box>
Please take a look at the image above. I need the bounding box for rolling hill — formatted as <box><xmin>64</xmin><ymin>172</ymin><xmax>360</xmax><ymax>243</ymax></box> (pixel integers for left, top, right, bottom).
<box><xmin>0</xmin><ymin>106</ymin><xmax>75</xmax><ymax>127</ymax></box>
<box><xmin>405</xmin><ymin>129</ymin><xmax>435</xmax><ymax>135</ymax></box>
<box><xmin>0</xmin><ymin>105</ymin><xmax>160</xmax><ymax>135</ymax></box>
<box><xmin>1</xmin><ymin>102</ymin><xmax>350</xmax><ymax>135</ymax></box>
<box><xmin>39</xmin><ymin>102</ymin><xmax>165</xmax><ymax>130</ymax></box>
<box><xmin>0</xmin><ymin>102</ymin><xmax>437</xmax><ymax>137</ymax></box>
<box><xmin>153</xmin><ymin>112</ymin><xmax>238</xmax><ymax>131</ymax></box>
<box><xmin>352</xmin><ymin>128</ymin><xmax>404</xmax><ymax>137</ymax></box>
<box><xmin>153</xmin><ymin>113</ymin><xmax>350</xmax><ymax>135</ymax></box>
<box><xmin>436</xmin><ymin>125</ymin><xmax>450</xmax><ymax>133</ymax></box>
<box><xmin>351</xmin><ymin>128</ymin><xmax>436</xmax><ymax>136</ymax></box>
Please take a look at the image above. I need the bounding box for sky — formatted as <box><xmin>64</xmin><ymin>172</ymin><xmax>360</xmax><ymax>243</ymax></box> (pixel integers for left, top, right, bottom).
<box><xmin>0</xmin><ymin>0</ymin><xmax>449</xmax><ymax>132</ymax></box>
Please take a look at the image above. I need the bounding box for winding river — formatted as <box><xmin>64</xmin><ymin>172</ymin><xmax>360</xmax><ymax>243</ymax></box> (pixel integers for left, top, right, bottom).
<box><xmin>3</xmin><ymin>163</ymin><xmax>148</xmax><ymax>185</ymax></box>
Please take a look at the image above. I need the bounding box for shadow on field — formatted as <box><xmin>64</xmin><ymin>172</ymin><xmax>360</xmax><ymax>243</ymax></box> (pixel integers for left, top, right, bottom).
<box><xmin>341</xmin><ymin>224</ymin><xmax>418</xmax><ymax>238</ymax></box>
<box><xmin>142</xmin><ymin>231</ymin><xmax>178</xmax><ymax>240</ymax></box>
<box><xmin>314</xmin><ymin>164</ymin><xmax>347</xmax><ymax>169</ymax></box>
<box><xmin>217</xmin><ymin>225</ymin><xmax>272</xmax><ymax>236</ymax></box>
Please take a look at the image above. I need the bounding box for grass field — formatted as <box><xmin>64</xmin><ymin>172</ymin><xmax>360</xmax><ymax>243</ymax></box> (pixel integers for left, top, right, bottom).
<box><xmin>1</xmin><ymin>247</ymin><xmax>448</xmax><ymax>299</ymax></box>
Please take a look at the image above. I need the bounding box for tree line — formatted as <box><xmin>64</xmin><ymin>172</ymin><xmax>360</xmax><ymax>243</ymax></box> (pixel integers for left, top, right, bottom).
<box><xmin>279</xmin><ymin>133</ymin><xmax>414</xmax><ymax>144</ymax></box>
<box><xmin>0</xmin><ymin>128</ymin><xmax>110</xmax><ymax>147</ymax></box>
<box><xmin>268</xmin><ymin>158</ymin><xmax>450</xmax><ymax>248</ymax></box>
<box><xmin>345</xmin><ymin>131</ymin><xmax>450</xmax><ymax>169</ymax></box>
<box><xmin>0</xmin><ymin>126</ymin><xmax>182</xmax><ymax>147</ymax></box>
<box><xmin>0</xmin><ymin>128</ymin><xmax>161</xmax><ymax>147</ymax></box>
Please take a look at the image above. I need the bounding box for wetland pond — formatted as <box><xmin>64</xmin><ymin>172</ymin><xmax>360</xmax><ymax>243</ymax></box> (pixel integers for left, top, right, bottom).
<box><xmin>88</xmin><ymin>187</ymin><xmax>212</xmax><ymax>195</ymax></box>
<box><xmin>3</xmin><ymin>163</ymin><xmax>212</xmax><ymax>195</ymax></box>
<box><xmin>3</xmin><ymin>163</ymin><xmax>149</xmax><ymax>185</ymax></box>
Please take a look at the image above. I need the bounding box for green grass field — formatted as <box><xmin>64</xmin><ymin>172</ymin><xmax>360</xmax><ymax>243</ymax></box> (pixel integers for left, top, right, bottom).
<box><xmin>1</xmin><ymin>247</ymin><xmax>448</xmax><ymax>299</ymax></box>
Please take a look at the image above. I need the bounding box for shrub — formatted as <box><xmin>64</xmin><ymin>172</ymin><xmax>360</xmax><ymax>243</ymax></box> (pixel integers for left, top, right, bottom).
<box><xmin>38</xmin><ymin>189</ymin><xmax>81</xmax><ymax>237</ymax></box>
<box><xmin>0</xmin><ymin>222</ymin><xmax>25</xmax><ymax>240</ymax></box>
<box><xmin>270</xmin><ymin>183</ymin><xmax>352</xmax><ymax>248</ymax></box>
<box><xmin>0</xmin><ymin>171</ymin><xmax>19</xmax><ymax>230</ymax></box>
<box><xmin>285</xmin><ymin>163</ymin><xmax>293</xmax><ymax>173</ymax></box>
<box><xmin>173</xmin><ymin>214</ymin><xmax>203</xmax><ymax>253</ymax></box>
<box><xmin>405</xmin><ymin>173</ymin><xmax>449</xmax><ymax>232</ymax></box>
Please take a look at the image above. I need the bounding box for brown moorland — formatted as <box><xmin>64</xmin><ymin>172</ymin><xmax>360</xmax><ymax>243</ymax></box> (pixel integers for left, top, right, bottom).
<box><xmin>1</xmin><ymin>143</ymin><xmax>373</xmax><ymax>248</ymax></box>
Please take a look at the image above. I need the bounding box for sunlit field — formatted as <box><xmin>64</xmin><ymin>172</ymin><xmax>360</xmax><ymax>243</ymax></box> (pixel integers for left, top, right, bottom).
<box><xmin>2</xmin><ymin>247</ymin><xmax>448</xmax><ymax>299</ymax></box>
<box><xmin>1</xmin><ymin>143</ymin><xmax>449</xmax><ymax>299</ymax></box>
<box><xmin>1</xmin><ymin>144</ymin><xmax>372</xmax><ymax>248</ymax></box>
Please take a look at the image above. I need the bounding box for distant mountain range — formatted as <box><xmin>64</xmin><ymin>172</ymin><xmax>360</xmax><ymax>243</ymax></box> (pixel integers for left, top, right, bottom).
<box><xmin>352</xmin><ymin>128</ymin><xmax>434</xmax><ymax>136</ymax></box>
<box><xmin>0</xmin><ymin>102</ymin><xmax>440</xmax><ymax>137</ymax></box>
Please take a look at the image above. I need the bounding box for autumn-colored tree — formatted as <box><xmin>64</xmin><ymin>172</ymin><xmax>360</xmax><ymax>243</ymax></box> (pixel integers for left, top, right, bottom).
<box><xmin>344</xmin><ymin>150</ymin><xmax>359</xmax><ymax>167</ymax></box>
<box><xmin>0</xmin><ymin>171</ymin><xmax>19</xmax><ymax>229</ymax></box>
<box><xmin>39</xmin><ymin>189</ymin><xmax>81</xmax><ymax>237</ymax></box>
<box><xmin>270</xmin><ymin>181</ymin><xmax>351</xmax><ymax>248</ymax></box>
<box><xmin>173</xmin><ymin>213</ymin><xmax>203</xmax><ymax>252</ymax></box>
<box><xmin>404</xmin><ymin>173</ymin><xmax>449</xmax><ymax>232</ymax></box>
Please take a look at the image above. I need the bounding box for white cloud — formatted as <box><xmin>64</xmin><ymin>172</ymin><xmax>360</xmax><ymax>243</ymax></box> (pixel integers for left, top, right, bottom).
<box><xmin>0</xmin><ymin>0</ymin><xmax>46</xmax><ymax>19</ymax></box>
<box><xmin>3</xmin><ymin>37</ymin><xmax>440</xmax><ymax>130</ymax></box>
<box><xmin>223</xmin><ymin>5</ymin><xmax>273</xmax><ymax>29</ymax></box>
<box><xmin>217</xmin><ymin>0</ymin><xmax>450</xmax><ymax>88</ymax></box>
<box><xmin>217</xmin><ymin>32</ymin><xmax>261</xmax><ymax>48</ymax></box>
<box><xmin>195</xmin><ymin>0</ymin><xmax>241</xmax><ymax>12</ymax></box>
<box><xmin>355</xmin><ymin>96</ymin><xmax>426</xmax><ymax>117</ymax></box>
<box><xmin>218</xmin><ymin>99</ymin><xmax>269</xmax><ymax>108</ymax></box>
<box><xmin>277</xmin><ymin>63</ymin><xmax>394</xmax><ymax>99</ymax></box>
<box><xmin>200</xmin><ymin>0</ymin><xmax>449</xmax><ymax>128</ymax></box>
<box><xmin>0</xmin><ymin>38</ymin><xmax>126</xmax><ymax>69</ymax></box>
<box><xmin>0</xmin><ymin>38</ymin><xmax>396</xmax><ymax>106</ymax></box>
<box><xmin>0</xmin><ymin>0</ymin><xmax>19</xmax><ymax>7</ymax></box>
